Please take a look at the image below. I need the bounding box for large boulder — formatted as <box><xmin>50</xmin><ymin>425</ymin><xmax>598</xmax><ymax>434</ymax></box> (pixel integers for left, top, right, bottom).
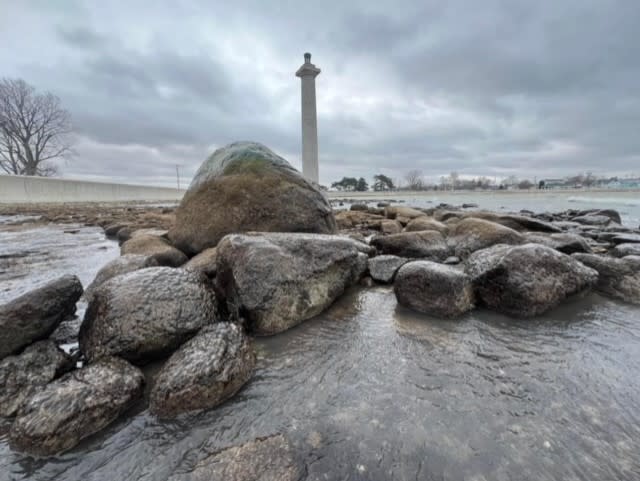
<box><xmin>0</xmin><ymin>275</ymin><xmax>83</xmax><ymax>359</ymax></box>
<box><xmin>572</xmin><ymin>254</ymin><xmax>640</xmax><ymax>304</ymax></box>
<box><xmin>120</xmin><ymin>235</ymin><xmax>188</xmax><ymax>267</ymax></box>
<box><xmin>571</xmin><ymin>214</ymin><xmax>612</xmax><ymax>226</ymax></box>
<box><xmin>168</xmin><ymin>142</ymin><xmax>336</xmax><ymax>255</ymax></box>
<box><xmin>84</xmin><ymin>254</ymin><xmax>159</xmax><ymax>300</ymax></box>
<box><xmin>384</xmin><ymin>206</ymin><xmax>426</xmax><ymax>220</ymax></box>
<box><xmin>449</xmin><ymin>218</ymin><xmax>523</xmax><ymax>258</ymax></box>
<box><xmin>370</xmin><ymin>231</ymin><xmax>450</xmax><ymax>260</ymax></box>
<box><xmin>394</xmin><ymin>261</ymin><xmax>475</xmax><ymax>318</ymax></box>
<box><xmin>79</xmin><ymin>267</ymin><xmax>218</xmax><ymax>363</ymax></box>
<box><xmin>216</xmin><ymin>233</ymin><xmax>370</xmax><ymax>335</ymax></box>
<box><xmin>150</xmin><ymin>323</ymin><xmax>255</xmax><ymax>418</ymax></box>
<box><xmin>168</xmin><ymin>434</ymin><xmax>302</xmax><ymax>481</ymax></box>
<box><xmin>0</xmin><ymin>340</ymin><xmax>73</xmax><ymax>417</ymax></box>
<box><xmin>368</xmin><ymin>255</ymin><xmax>410</xmax><ymax>283</ymax></box>
<box><xmin>9</xmin><ymin>357</ymin><xmax>144</xmax><ymax>456</ymax></box>
<box><xmin>473</xmin><ymin>213</ymin><xmax>561</xmax><ymax>233</ymax></box>
<box><xmin>465</xmin><ymin>243</ymin><xmax>598</xmax><ymax>317</ymax></box>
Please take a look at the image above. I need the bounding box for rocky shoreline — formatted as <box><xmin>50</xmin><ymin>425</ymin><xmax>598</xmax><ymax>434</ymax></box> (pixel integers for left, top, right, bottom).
<box><xmin>1</xmin><ymin>142</ymin><xmax>639</xmax><ymax>477</ymax></box>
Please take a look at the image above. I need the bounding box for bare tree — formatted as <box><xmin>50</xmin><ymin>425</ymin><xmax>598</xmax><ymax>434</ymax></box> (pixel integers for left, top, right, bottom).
<box><xmin>0</xmin><ymin>78</ymin><xmax>73</xmax><ymax>176</ymax></box>
<box><xmin>404</xmin><ymin>169</ymin><xmax>424</xmax><ymax>190</ymax></box>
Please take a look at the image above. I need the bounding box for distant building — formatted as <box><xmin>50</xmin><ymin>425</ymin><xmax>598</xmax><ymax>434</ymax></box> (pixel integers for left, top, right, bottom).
<box><xmin>541</xmin><ymin>178</ymin><xmax>566</xmax><ymax>189</ymax></box>
<box><xmin>605</xmin><ymin>178</ymin><xmax>640</xmax><ymax>189</ymax></box>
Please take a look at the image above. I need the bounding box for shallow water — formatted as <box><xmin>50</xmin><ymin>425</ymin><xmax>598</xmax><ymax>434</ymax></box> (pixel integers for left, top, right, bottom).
<box><xmin>2</xmin><ymin>287</ymin><xmax>639</xmax><ymax>480</ymax></box>
<box><xmin>1</xmin><ymin>200</ymin><xmax>640</xmax><ymax>480</ymax></box>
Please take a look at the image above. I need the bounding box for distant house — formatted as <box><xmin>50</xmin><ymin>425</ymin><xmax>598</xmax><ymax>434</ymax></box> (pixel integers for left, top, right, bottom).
<box><xmin>605</xmin><ymin>178</ymin><xmax>640</xmax><ymax>189</ymax></box>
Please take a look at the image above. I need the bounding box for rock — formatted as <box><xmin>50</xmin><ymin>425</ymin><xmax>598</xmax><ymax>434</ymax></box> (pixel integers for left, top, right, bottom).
<box><xmin>384</xmin><ymin>206</ymin><xmax>425</xmax><ymax>220</ymax></box>
<box><xmin>449</xmin><ymin>218</ymin><xmax>523</xmax><ymax>258</ymax></box>
<box><xmin>465</xmin><ymin>244</ymin><xmax>598</xmax><ymax>317</ymax></box>
<box><xmin>216</xmin><ymin>233</ymin><xmax>369</xmax><ymax>335</ymax></box>
<box><xmin>404</xmin><ymin>217</ymin><xmax>449</xmax><ymax>234</ymax></box>
<box><xmin>182</xmin><ymin>247</ymin><xmax>218</xmax><ymax>278</ymax></box>
<box><xmin>377</xmin><ymin>202</ymin><xmax>390</xmax><ymax>208</ymax></box>
<box><xmin>572</xmin><ymin>254</ymin><xmax>640</xmax><ymax>304</ymax></box>
<box><xmin>525</xmin><ymin>233</ymin><xmax>592</xmax><ymax>255</ymax></box>
<box><xmin>0</xmin><ymin>275</ymin><xmax>83</xmax><ymax>359</ymax></box>
<box><xmin>552</xmin><ymin>221</ymin><xmax>582</xmax><ymax>230</ymax></box>
<box><xmin>611</xmin><ymin>233</ymin><xmax>640</xmax><ymax>245</ymax></box>
<box><xmin>334</xmin><ymin>210</ymin><xmax>384</xmax><ymax>229</ymax></box>
<box><xmin>394</xmin><ymin>261</ymin><xmax>475</xmax><ymax>318</ymax></box>
<box><xmin>571</xmin><ymin>214</ymin><xmax>612</xmax><ymax>226</ymax></box>
<box><xmin>370</xmin><ymin>231</ymin><xmax>450</xmax><ymax>260</ymax></box>
<box><xmin>467</xmin><ymin>212</ymin><xmax>561</xmax><ymax>233</ymax></box>
<box><xmin>130</xmin><ymin>228</ymin><xmax>169</xmax><ymax>239</ymax></box>
<box><xmin>168</xmin><ymin>142</ymin><xmax>336</xmax><ymax>255</ymax></box>
<box><xmin>84</xmin><ymin>254</ymin><xmax>159</xmax><ymax>300</ymax></box>
<box><xmin>79</xmin><ymin>267</ymin><xmax>218</xmax><ymax>363</ymax></box>
<box><xmin>443</xmin><ymin>256</ymin><xmax>461</xmax><ymax>264</ymax></box>
<box><xmin>104</xmin><ymin>223</ymin><xmax>128</xmax><ymax>238</ymax></box>
<box><xmin>573</xmin><ymin>209</ymin><xmax>622</xmax><ymax>224</ymax></box>
<box><xmin>350</xmin><ymin>203</ymin><xmax>368</xmax><ymax>211</ymax></box>
<box><xmin>0</xmin><ymin>341</ymin><xmax>73</xmax><ymax>417</ymax></box>
<box><xmin>462</xmin><ymin>203</ymin><xmax>478</xmax><ymax>208</ymax></box>
<box><xmin>167</xmin><ymin>434</ymin><xmax>301</xmax><ymax>481</ymax></box>
<box><xmin>610</xmin><ymin>243</ymin><xmax>640</xmax><ymax>258</ymax></box>
<box><xmin>120</xmin><ymin>235</ymin><xmax>188</xmax><ymax>267</ymax></box>
<box><xmin>150</xmin><ymin>323</ymin><xmax>255</xmax><ymax>418</ymax></box>
<box><xmin>9</xmin><ymin>357</ymin><xmax>144</xmax><ymax>456</ymax></box>
<box><xmin>116</xmin><ymin>226</ymin><xmax>134</xmax><ymax>244</ymax></box>
<box><xmin>379</xmin><ymin>219</ymin><xmax>403</xmax><ymax>234</ymax></box>
<box><xmin>368</xmin><ymin>255</ymin><xmax>410</xmax><ymax>283</ymax></box>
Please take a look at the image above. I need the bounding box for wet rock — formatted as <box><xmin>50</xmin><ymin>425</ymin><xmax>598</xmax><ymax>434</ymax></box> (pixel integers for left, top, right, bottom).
<box><xmin>379</xmin><ymin>219</ymin><xmax>403</xmax><ymax>234</ymax></box>
<box><xmin>0</xmin><ymin>341</ymin><xmax>73</xmax><ymax>417</ymax></box>
<box><xmin>182</xmin><ymin>247</ymin><xmax>218</xmax><ymax>278</ymax></box>
<box><xmin>350</xmin><ymin>203</ymin><xmax>368</xmax><ymax>211</ymax></box>
<box><xmin>84</xmin><ymin>254</ymin><xmax>159</xmax><ymax>300</ymax></box>
<box><xmin>168</xmin><ymin>142</ymin><xmax>336</xmax><ymax>255</ymax></box>
<box><xmin>449</xmin><ymin>218</ymin><xmax>523</xmax><ymax>258</ymax></box>
<box><xmin>216</xmin><ymin>233</ymin><xmax>369</xmax><ymax>335</ymax></box>
<box><xmin>572</xmin><ymin>254</ymin><xmax>640</xmax><ymax>304</ymax></box>
<box><xmin>104</xmin><ymin>223</ymin><xmax>128</xmax><ymax>238</ymax></box>
<box><xmin>80</xmin><ymin>267</ymin><xmax>218</xmax><ymax>363</ymax></box>
<box><xmin>0</xmin><ymin>275</ymin><xmax>83</xmax><ymax>359</ymax></box>
<box><xmin>370</xmin><ymin>231</ymin><xmax>450</xmax><ymax>260</ymax></box>
<box><xmin>525</xmin><ymin>233</ymin><xmax>593</xmax><ymax>255</ymax></box>
<box><xmin>120</xmin><ymin>234</ymin><xmax>188</xmax><ymax>267</ymax></box>
<box><xmin>465</xmin><ymin>243</ymin><xmax>598</xmax><ymax>317</ymax></box>
<box><xmin>571</xmin><ymin>214</ymin><xmax>612</xmax><ymax>226</ymax></box>
<box><xmin>168</xmin><ymin>434</ymin><xmax>301</xmax><ymax>481</ymax></box>
<box><xmin>377</xmin><ymin>201</ymin><xmax>390</xmax><ymax>208</ymax></box>
<box><xmin>404</xmin><ymin>217</ymin><xmax>449</xmax><ymax>234</ymax></box>
<box><xmin>335</xmin><ymin>210</ymin><xmax>384</xmax><ymax>229</ymax></box>
<box><xmin>610</xmin><ymin>243</ymin><xmax>640</xmax><ymax>258</ymax></box>
<box><xmin>116</xmin><ymin>226</ymin><xmax>134</xmax><ymax>244</ymax></box>
<box><xmin>462</xmin><ymin>203</ymin><xmax>478</xmax><ymax>208</ymax></box>
<box><xmin>384</xmin><ymin>206</ymin><xmax>425</xmax><ymax>220</ymax></box>
<box><xmin>9</xmin><ymin>357</ymin><xmax>144</xmax><ymax>456</ymax></box>
<box><xmin>150</xmin><ymin>323</ymin><xmax>255</xmax><ymax>418</ymax></box>
<box><xmin>394</xmin><ymin>261</ymin><xmax>475</xmax><ymax>318</ymax></box>
<box><xmin>610</xmin><ymin>233</ymin><xmax>640</xmax><ymax>245</ymax></box>
<box><xmin>368</xmin><ymin>255</ymin><xmax>410</xmax><ymax>283</ymax></box>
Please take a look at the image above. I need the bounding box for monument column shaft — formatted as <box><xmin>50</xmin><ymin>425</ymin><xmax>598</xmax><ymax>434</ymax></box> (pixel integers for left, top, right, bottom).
<box><xmin>300</xmin><ymin>75</ymin><xmax>319</xmax><ymax>184</ymax></box>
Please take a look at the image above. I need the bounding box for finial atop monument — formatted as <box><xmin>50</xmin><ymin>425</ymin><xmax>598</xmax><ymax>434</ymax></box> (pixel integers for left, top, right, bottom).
<box><xmin>304</xmin><ymin>52</ymin><xmax>311</xmax><ymax>63</ymax></box>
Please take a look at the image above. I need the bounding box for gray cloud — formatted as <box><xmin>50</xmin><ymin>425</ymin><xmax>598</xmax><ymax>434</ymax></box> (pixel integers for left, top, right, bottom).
<box><xmin>1</xmin><ymin>0</ymin><xmax>639</xmax><ymax>186</ymax></box>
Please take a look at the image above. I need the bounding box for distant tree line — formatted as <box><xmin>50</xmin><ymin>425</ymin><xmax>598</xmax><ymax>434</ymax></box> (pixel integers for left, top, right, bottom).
<box><xmin>329</xmin><ymin>169</ymin><xmax>624</xmax><ymax>192</ymax></box>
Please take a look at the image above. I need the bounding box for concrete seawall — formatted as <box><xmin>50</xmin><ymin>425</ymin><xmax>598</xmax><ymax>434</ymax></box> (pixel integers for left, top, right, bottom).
<box><xmin>0</xmin><ymin>175</ymin><xmax>185</xmax><ymax>203</ymax></box>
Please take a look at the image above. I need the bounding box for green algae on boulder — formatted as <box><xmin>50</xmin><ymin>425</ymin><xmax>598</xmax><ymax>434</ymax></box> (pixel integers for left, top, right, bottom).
<box><xmin>168</xmin><ymin>142</ymin><xmax>336</xmax><ymax>255</ymax></box>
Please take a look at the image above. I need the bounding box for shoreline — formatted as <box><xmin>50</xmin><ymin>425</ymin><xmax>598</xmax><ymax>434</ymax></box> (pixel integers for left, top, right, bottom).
<box><xmin>327</xmin><ymin>188</ymin><xmax>640</xmax><ymax>199</ymax></box>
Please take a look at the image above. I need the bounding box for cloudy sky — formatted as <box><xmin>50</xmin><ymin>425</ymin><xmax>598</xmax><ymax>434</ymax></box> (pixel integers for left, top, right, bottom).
<box><xmin>1</xmin><ymin>0</ymin><xmax>639</xmax><ymax>187</ymax></box>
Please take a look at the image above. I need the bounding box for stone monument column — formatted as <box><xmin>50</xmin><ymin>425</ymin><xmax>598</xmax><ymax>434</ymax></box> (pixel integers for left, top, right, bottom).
<box><xmin>296</xmin><ymin>52</ymin><xmax>321</xmax><ymax>184</ymax></box>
